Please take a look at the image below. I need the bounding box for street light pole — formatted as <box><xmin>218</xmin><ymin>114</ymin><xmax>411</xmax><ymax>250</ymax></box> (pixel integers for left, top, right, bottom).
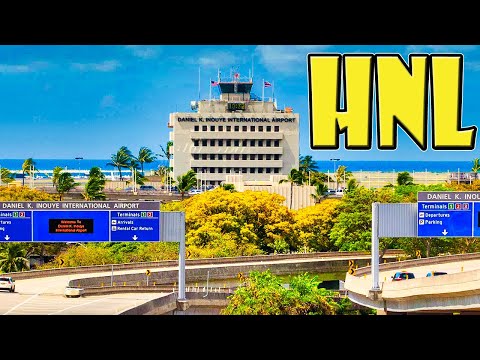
<box><xmin>330</xmin><ymin>158</ymin><xmax>340</xmax><ymax>190</ymax></box>
<box><xmin>75</xmin><ymin>157</ymin><xmax>83</xmax><ymax>177</ymax></box>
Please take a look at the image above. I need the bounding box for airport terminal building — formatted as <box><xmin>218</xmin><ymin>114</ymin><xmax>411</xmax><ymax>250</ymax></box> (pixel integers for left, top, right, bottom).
<box><xmin>167</xmin><ymin>74</ymin><xmax>299</xmax><ymax>186</ymax></box>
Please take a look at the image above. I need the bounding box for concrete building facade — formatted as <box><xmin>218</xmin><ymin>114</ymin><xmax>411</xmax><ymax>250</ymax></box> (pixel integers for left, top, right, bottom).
<box><xmin>167</xmin><ymin>74</ymin><xmax>299</xmax><ymax>186</ymax></box>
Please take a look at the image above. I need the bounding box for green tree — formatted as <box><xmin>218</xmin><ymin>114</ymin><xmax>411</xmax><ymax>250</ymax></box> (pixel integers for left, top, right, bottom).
<box><xmin>311</xmin><ymin>182</ymin><xmax>329</xmax><ymax>204</ymax></box>
<box><xmin>21</xmin><ymin>158</ymin><xmax>36</xmax><ymax>186</ymax></box>
<box><xmin>279</xmin><ymin>168</ymin><xmax>305</xmax><ymax>209</ymax></box>
<box><xmin>82</xmin><ymin>166</ymin><xmax>106</xmax><ymax>200</ymax></box>
<box><xmin>0</xmin><ymin>243</ymin><xmax>30</xmax><ymax>273</ymax></box>
<box><xmin>56</xmin><ymin>172</ymin><xmax>79</xmax><ymax>200</ymax></box>
<box><xmin>221</xmin><ymin>270</ymin><xmax>338</xmax><ymax>315</ymax></box>
<box><xmin>158</xmin><ymin>141</ymin><xmax>173</xmax><ymax>162</ymax></box>
<box><xmin>335</xmin><ymin>165</ymin><xmax>353</xmax><ymax>190</ymax></box>
<box><xmin>397</xmin><ymin>171</ymin><xmax>414</xmax><ymax>186</ymax></box>
<box><xmin>176</xmin><ymin>169</ymin><xmax>197</xmax><ymax>200</ymax></box>
<box><xmin>0</xmin><ymin>167</ymin><xmax>14</xmax><ymax>184</ymax></box>
<box><xmin>106</xmin><ymin>146</ymin><xmax>132</xmax><ymax>181</ymax></box>
<box><xmin>52</xmin><ymin>166</ymin><xmax>63</xmax><ymax>188</ymax></box>
<box><xmin>135</xmin><ymin>146</ymin><xmax>157</xmax><ymax>175</ymax></box>
<box><xmin>299</xmin><ymin>155</ymin><xmax>318</xmax><ymax>174</ymax></box>
<box><xmin>345</xmin><ymin>178</ymin><xmax>359</xmax><ymax>193</ymax></box>
<box><xmin>472</xmin><ymin>158</ymin><xmax>480</xmax><ymax>180</ymax></box>
<box><xmin>220</xmin><ymin>183</ymin><xmax>235</xmax><ymax>192</ymax></box>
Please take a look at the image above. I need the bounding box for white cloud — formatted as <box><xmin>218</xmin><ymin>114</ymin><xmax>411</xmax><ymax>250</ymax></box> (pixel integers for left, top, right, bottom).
<box><xmin>406</xmin><ymin>45</ymin><xmax>477</xmax><ymax>53</ymax></box>
<box><xmin>465</xmin><ymin>61</ymin><xmax>480</xmax><ymax>71</ymax></box>
<box><xmin>255</xmin><ymin>45</ymin><xmax>331</xmax><ymax>75</ymax></box>
<box><xmin>125</xmin><ymin>45</ymin><xmax>158</xmax><ymax>59</ymax></box>
<box><xmin>182</xmin><ymin>51</ymin><xmax>241</xmax><ymax>69</ymax></box>
<box><xmin>0</xmin><ymin>61</ymin><xmax>49</xmax><ymax>74</ymax></box>
<box><xmin>71</xmin><ymin>60</ymin><xmax>120</xmax><ymax>72</ymax></box>
<box><xmin>100</xmin><ymin>95</ymin><xmax>115</xmax><ymax>108</ymax></box>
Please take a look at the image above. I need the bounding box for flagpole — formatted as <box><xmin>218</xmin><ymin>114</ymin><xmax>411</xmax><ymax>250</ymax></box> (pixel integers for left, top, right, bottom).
<box><xmin>272</xmin><ymin>81</ymin><xmax>275</xmax><ymax>103</ymax></box>
<box><xmin>262</xmin><ymin>78</ymin><xmax>264</xmax><ymax>102</ymax></box>
<box><xmin>209</xmin><ymin>78</ymin><xmax>212</xmax><ymax>101</ymax></box>
<box><xmin>198</xmin><ymin>67</ymin><xmax>201</xmax><ymax>100</ymax></box>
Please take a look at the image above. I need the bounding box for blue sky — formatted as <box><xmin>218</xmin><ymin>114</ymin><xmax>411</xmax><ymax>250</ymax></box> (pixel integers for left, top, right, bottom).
<box><xmin>0</xmin><ymin>44</ymin><xmax>479</xmax><ymax>161</ymax></box>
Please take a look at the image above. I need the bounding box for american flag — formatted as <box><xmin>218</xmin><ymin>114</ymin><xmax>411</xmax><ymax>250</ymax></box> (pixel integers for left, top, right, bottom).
<box><xmin>264</xmin><ymin>81</ymin><xmax>272</xmax><ymax>88</ymax></box>
<box><xmin>211</xmin><ymin>80</ymin><xmax>219</xmax><ymax>86</ymax></box>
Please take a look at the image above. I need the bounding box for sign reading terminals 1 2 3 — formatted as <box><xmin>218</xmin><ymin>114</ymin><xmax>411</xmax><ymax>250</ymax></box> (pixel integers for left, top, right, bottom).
<box><xmin>0</xmin><ymin>201</ymin><xmax>161</xmax><ymax>242</ymax></box>
<box><xmin>417</xmin><ymin>192</ymin><xmax>480</xmax><ymax>237</ymax></box>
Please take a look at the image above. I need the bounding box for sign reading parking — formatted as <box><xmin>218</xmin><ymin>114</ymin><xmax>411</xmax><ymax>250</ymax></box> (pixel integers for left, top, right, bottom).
<box><xmin>417</xmin><ymin>192</ymin><xmax>480</xmax><ymax>237</ymax></box>
<box><xmin>0</xmin><ymin>201</ymin><xmax>160</xmax><ymax>242</ymax></box>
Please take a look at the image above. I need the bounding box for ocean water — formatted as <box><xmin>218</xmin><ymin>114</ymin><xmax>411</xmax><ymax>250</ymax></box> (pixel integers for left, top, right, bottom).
<box><xmin>0</xmin><ymin>159</ymin><xmax>476</xmax><ymax>173</ymax></box>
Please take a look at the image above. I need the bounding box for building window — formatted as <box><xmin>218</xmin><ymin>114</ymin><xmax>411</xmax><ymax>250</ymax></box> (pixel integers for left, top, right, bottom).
<box><xmin>226</xmin><ymin>154</ymin><xmax>232</xmax><ymax>160</ymax></box>
<box><xmin>266</xmin><ymin>126</ymin><xmax>271</xmax><ymax>132</ymax></box>
<box><xmin>242</xmin><ymin>126</ymin><xmax>247</xmax><ymax>132</ymax></box>
<box><xmin>274</xmin><ymin>126</ymin><xmax>279</xmax><ymax>132</ymax></box>
<box><xmin>274</xmin><ymin>154</ymin><xmax>280</xmax><ymax>160</ymax></box>
<box><xmin>250</xmin><ymin>126</ymin><xmax>255</xmax><ymax>132</ymax></box>
<box><xmin>274</xmin><ymin>140</ymin><xmax>279</xmax><ymax>147</ymax></box>
<box><xmin>210</xmin><ymin>125</ymin><xmax>215</xmax><ymax>131</ymax></box>
<box><xmin>219</xmin><ymin>140</ymin><xmax>223</xmax><ymax>146</ymax></box>
<box><xmin>242</xmin><ymin>168</ymin><xmax>247</xmax><ymax>173</ymax></box>
<box><xmin>202</xmin><ymin>140</ymin><xmax>207</xmax><ymax>146</ymax></box>
<box><xmin>250</xmin><ymin>140</ymin><xmax>255</xmax><ymax>147</ymax></box>
<box><xmin>234</xmin><ymin>154</ymin><xmax>239</xmax><ymax>160</ymax></box>
<box><xmin>258</xmin><ymin>140</ymin><xmax>263</xmax><ymax>147</ymax></box>
<box><xmin>218</xmin><ymin>168</ymin><xmax>223</xmax><ymax>173</ymax></box>
<box><xmin>219</xmin><ymin>125</ymin><xmax>223</xmax><ymax>131</ymax></box>
<box><xmin>242</xmin><ymin>154</ymin><xmax>247</xmax><ymax>160</ymax></box>
<box><xmin>210</xmin><ymin>154</ymin><xmax>215</xmax><ymax>160</ymax></box>
<box><xmin>226</xmin><ymin>167</ymin><xmax>231</xmax><ymax>173</ymax></box>
<box><xmin>226</xmin><ymin>140</ymin><xmax>231</xmax><ymax>146</ymax></box>
<box><xmin>234</xmin><ymin>126</ymin><xmax>239</xmax><ymax>132</ymax></box>
<box><xmin>242</xmin><ymin>140</ymin><xmax>247</xmax><ymax>146</ymax></box>
<box><xmin>226</xmin><ymin>126</ymin><xmax>231</xmax><ymax>131</ymax></box>
<box><xmin>193</xmin><ymin>140</ymin><xmax>199</xmax><ymax>146</ymax></box>
<box><xmin>202</xmin><ymin>154</ymin><xmax>207</xmax><ymax>160</ymax></box>
<box><xmin>210</xmin><ymin>140</ymin><xmax>215</xmax><ymax>146</ymax></box>
<box><xmin>202</xmin><ymin>125</ymin><xmax>207</xmax><ymax>131</ymax></box>
<box><xmin>259</xmin><ymin>126</ymin><xmax>263</xmax><ymax>132</ymax></box>
<box><xmin>249</xmin><ymin>168</ymin><xmax>255</xmax><ymax>173</ymax></box>
<box><xmin>266</xmin><ymin>154</ymin><xmax>271</xmax><ymax>160</ymax></box>
<box><xmin>210</xmin><ymin>167</ymin><xmax>215</xmax><ymax>173</ymax></box>
<box><xmin>258</xmin><ymin>154</ymin><xmax>263</xmax><ymax>160</ymax></box>
<box><xmin>266</xmin><ymin>140</ymin><xmax>271</xmax><ymax>147</ymax></box>
<box><xmin>250</xmin><ymin>154</ymin><xmax>255</xmax><ymax>160</ymax></box>
<box><xmin>193</xmin><ymin>154</ymin><xmax>199</xmax><ymax>160</ymax></box>
<box><xmin>194</xmin><ymin>125</ymin><xmax>199</xmax><ymax>131</ymax></box>
<box><xmin>274</xmin><ymin>168</ymin><xmax>279</xmax><ymax>173</ymax></box>
<box><xmin>266</xmin><ymin>168</ymin><xmax>271</xmax><ymax>173</ymax></box>
<box><xmin>234</xmin><ymin>140</ymin><xmax>239</xmax><ymax>146</ymax></box>
<box><xmin>258</xmin><ymin>168</ymin><xmax>263</xmax><ymax>173</ymax></box>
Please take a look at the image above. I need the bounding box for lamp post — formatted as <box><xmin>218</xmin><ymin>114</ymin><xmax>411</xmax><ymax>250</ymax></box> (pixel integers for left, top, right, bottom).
<box><xmin>330</xmin><ymin>158</ymin><xmax>340</xmax><ymax>190</ymax></box>
<box><xmin>75</xmin><ymin>157</ymin><xmax>83</xmax><ymax>177</ymax></box>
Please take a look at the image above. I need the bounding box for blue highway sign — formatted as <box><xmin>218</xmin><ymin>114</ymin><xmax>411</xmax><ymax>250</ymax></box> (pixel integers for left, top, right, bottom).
<box><xmin>0</xmin><ymin>201</ymin><xmax>161</xmax><ymax>242</ymax></box>
<box><xmin>417</xmin><ymin>192</ymin><xmax>480</xmax><ymax>237</ymax></box>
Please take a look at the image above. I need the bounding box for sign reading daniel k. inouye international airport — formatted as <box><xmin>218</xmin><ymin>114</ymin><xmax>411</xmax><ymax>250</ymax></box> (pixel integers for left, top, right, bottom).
<box><xmin>0</xmin><ymin>201</ymin><xmax>161</xmax><ymax>242</ymax></box>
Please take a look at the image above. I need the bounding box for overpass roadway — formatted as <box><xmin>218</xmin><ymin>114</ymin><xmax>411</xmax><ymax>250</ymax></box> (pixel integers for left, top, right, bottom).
<box><xmin>344</xmin><ymin>252</ymin><xmax>480</xmax><ymax>314</ymax></box>
<box><xmin>0</xmin><ymin>251</ymin><xmax>402</xmax><ymax>315</ymax></box>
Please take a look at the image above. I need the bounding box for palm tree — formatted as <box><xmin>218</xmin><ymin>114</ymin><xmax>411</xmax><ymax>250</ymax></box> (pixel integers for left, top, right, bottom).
<box><xmin>472</xmin><ymin>158</ymin><xmax>480</xmax><ymax>180</ymax></box>
<box><xmin>345</xmin><ymin>178</ymin><xmax>359</xmax><ymax>193</ymax></box>
<box><xmin>299</xmin><ymin>155</ymin><xmax>318</xmax><ymax>175</ymax></box>
<box><xmin>56</xmin><ymin>172</ymin><xmax>79</xmax><ymax>200</ymax></box>
<box><xmin>52</xmin><ymin>166</ymin><xmax>63</xmax><ymax>188</ymax></box>
<box><xmin>0</xmin><ymin>167</ymin><xmax>14</xmax><ymax>184</ymax></box>
<box><xmin>158</xmin><ymin>141</ymin><xmax>173</xmax><ymax>162</ymax></box>
<box><xmin>176</xmin><ymin>169</ymin><xmax>197</xmax><ymax>200</ymax></box>
<box><xmin>82</xmin><ymin>166</ymin><xmax>106</xmax><ymax>200</ymax></box>
<box><xmin>397</xmin><ymin>171</ymin><xmax>414</xmax><ymax>186</ymax></box>
<box><xmin>311</xmin><ymin>183</ymin><xmax>329</xmax><ymax>204</ymax></box>
<box><xmin>0</xmin><ymin>243</ymin><xmax>29</xmax><ymax>272</ymax></box>
<box><xmin>135</xmin><ymin>146</ymin><xmax>157</xmax><ymax>175</ymax></box>
<box><xmin>279</xmin><ymin>168</ymin><xmax>305</xmax><ymax>209</ymax></box>
<box><xmin>21</xmin><ymin>158</ymin><xmax>36</xmax><ymax>186</ymax></box>
<box><xmin>335</xmin><ymin>165</ymin><xmax>353</xmax><ymax>190</ymax></box>
<box><xmin>106</xmin><ymin>146</ymin><xmax>132</xmax><ymax>181</ymax></box>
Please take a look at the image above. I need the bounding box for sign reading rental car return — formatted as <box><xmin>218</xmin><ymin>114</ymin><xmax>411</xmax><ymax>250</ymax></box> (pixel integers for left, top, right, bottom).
<box><xmin>0</xmin><ymin>201</ymin><xmax>160</xmax><ymax>242</ymax></box>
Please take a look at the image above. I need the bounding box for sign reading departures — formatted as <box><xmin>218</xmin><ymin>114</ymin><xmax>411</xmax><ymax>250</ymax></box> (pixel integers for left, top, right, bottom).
<box><xmin>417</xmin><ymin>192</ymin><xmax>480</xmax><ymax>237</ymax></box>
<box><xmin>0</xmin><ymin>201</ymin><xmax>161</xmax><ymax>242</ymax></box>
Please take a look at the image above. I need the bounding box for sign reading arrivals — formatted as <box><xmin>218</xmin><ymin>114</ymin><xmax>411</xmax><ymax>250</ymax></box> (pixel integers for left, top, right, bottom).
<box><xmin>0</xmin><ymin>201</ymin><xmax>161</xmax><ymax>242</ymax></box>
<box><xmin>417</xmin><ymin>192</ymin><xmax>480</xmax><ymax>237</ymax></box>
